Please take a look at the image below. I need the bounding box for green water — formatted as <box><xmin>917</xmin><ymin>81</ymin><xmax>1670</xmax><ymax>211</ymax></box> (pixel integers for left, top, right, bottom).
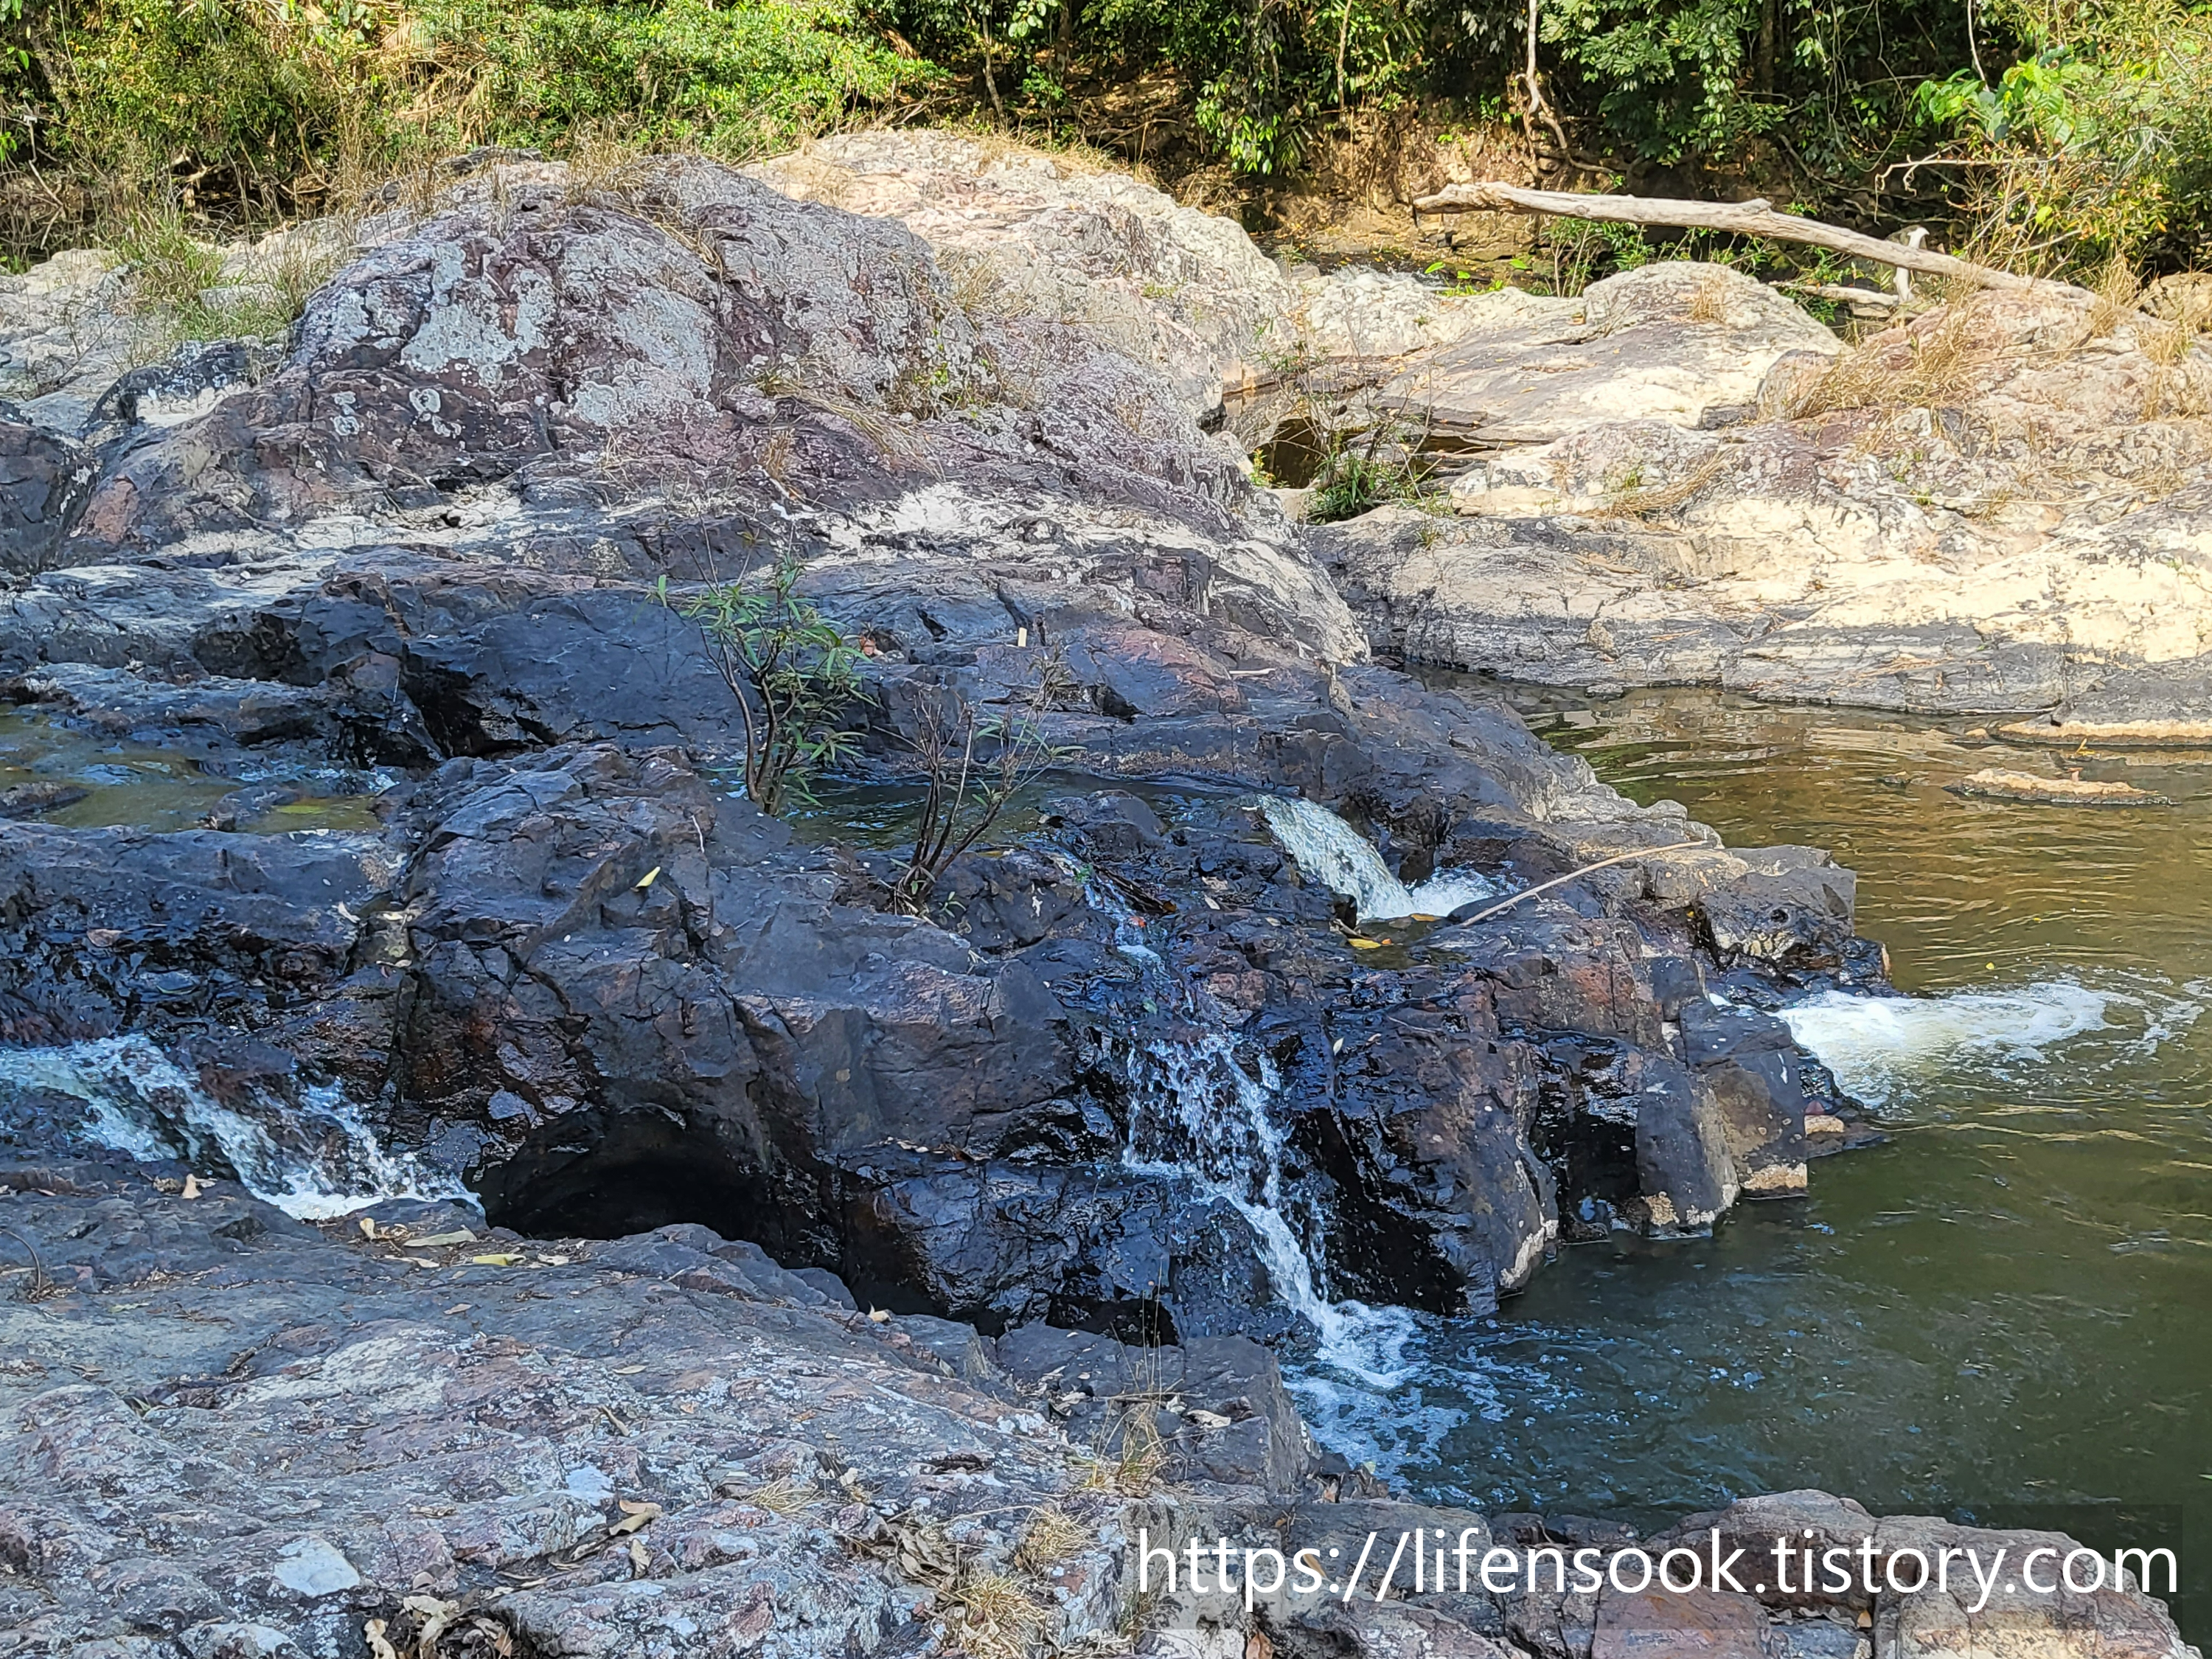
<box><xmin>0</xmin><ymin>708</ymin><xmax>383</xmax><ymax>833</ymax></box>
<box><xmin>1320</xmin><ymin>687</ymin><xmax>2212</xmax><ymax>1636</ymax></box>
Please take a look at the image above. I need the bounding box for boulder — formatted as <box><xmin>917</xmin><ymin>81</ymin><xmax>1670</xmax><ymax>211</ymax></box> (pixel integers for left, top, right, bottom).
<box><xmin>0</xmin><ymin>416</ymin><xmax>97</xmax><ymax>572</ymax></box>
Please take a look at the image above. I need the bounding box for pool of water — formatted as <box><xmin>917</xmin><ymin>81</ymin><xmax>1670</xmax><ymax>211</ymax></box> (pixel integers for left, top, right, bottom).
<box><xmin>0</xmin><ymin>707</ymin><xmax>387</xmax><ymax>833</ymax></box>
<box><xmin>1307</xmin><ymin>686</ymin><xmax>2212</xmax><ymax>1635</ymax></box>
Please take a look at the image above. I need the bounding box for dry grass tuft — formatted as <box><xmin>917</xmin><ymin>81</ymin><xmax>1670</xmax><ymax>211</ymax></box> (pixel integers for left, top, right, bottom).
<box><xmin>560</xmin><ymin>123</ymin><xmax>654</xmax><ymax>209</ymax></box>
<box><xmin>1598</xmin><ymin>450</ymin><xmax>1730</xmax><ymax>519</ymax></box>
<box><xmin>1017</xmin><ymin>1506</ymin><xmax>1093</xmax><ymax>1573</ymax></box>
<box><xmin>1686</xmin><ymin>281</ymin><xmax>1729</xmax><ymax>325</ymax></box>
<box><xmin>2081</xmin><ymin>251</ymin><xmax>2144</xmax><ymax>343</ymax></box>
<box><xmin>1072</xmin><ymin>1405</ymin><xmax>1169</xmax><ymax>1496</ymax></box>
<box><xmin>742</xmin><ymin>1477</ymin><xmax>824</xmax><ymax>1516</ymax></box>
<box><xmin>946</xmin><ymin>1571</ymin><xmax>1051</xmax><ymax>1659</ymax></box>
<box><xmin>1777</xmin><ymin>300</ymin><xmax>1992</xmax><ymax>420</ymax></box>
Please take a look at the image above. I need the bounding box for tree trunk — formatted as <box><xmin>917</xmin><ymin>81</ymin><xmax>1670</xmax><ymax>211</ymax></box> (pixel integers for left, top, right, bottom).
<box><xmin>1409</xmin><ymin>181</ymin><xmax>2091</xmax><ymax>297</ymax></box>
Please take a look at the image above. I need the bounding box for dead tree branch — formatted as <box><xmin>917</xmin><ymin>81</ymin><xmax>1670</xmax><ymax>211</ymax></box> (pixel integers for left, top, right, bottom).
<box><xmin>1408</xmin><ymin>181</ymin><xmax>2091</xmax><ymax>298</ymax></box>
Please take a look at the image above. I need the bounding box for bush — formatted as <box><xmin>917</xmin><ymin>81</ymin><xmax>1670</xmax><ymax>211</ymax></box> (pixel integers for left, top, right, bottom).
<box><xmin>2</xmin><ymin>0</ymin><xmax>931</xmax><ymax>222</ymax></box>
<box><xmin>1912</xmin><ymin>0</ymin><xmax>2212</xmax><ymax>270</ymax></box>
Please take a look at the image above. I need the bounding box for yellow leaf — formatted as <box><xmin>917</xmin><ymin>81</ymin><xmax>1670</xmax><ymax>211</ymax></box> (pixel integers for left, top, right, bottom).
<box><xmin>412</xmin><ymin>1228</ymin><xmax>476</xmax><ymax>1248</ymax></box>
<box><xmin>1346</xmin><ymin>937</ymin><xmax>1385</xmax><ymax>950</ymax></box>
<box><xmin>358</xmin><ymin>1217</ymin><xmax>378</xmax><ymax>1239</ymax></box>
<box><xmin>470</xmin><ymin>1252</ymin><xmax>522</xmax><ymax>1267</ymax></box>
<box><xmin>1409</xmin><ymin>913</ymin><xmax>1439</xmax><ymax>922</ymax></box>
<box><xmin>868</xmin><ymin>1307</ymin><xmax>891</xmax><ymax>1323</ymax></box>
<box><xmin>635</xmin><ymin>866</ymin><xmax>661</xmax><ymax>890</ymax></box>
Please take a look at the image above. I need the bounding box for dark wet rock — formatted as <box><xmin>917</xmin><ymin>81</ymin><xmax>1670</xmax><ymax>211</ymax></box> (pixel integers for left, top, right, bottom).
<box><xmin>0</xmin><ymin>779</ymin><xmax>88</xmax><ymax>818</ymax></box>
<box><xmin>993</xmin><ymin>1322</ymin><xmax>1320</xmax><ymax>1493</ymax></box>
<box><xmin>1043</xmin><ymin>788</ymin><xmax>1167</xmax><ymax>854</ymax></box>
<box><xmin>1628</xmin><ymin>1056</ymin><xmax>1738</xmax><ymax>1233</ymax></box>
<box><xmin>1680</xmin><ymin>1003</ymin><xmax>1809</xmax><ymax>1195</ymax></box>
<box><xmin>1681</xmin><ymin>846</ymin><xmax>1860</xmax><ymax>970</ymax></box>
<box><xmin>0</xmin><ymin>415</ymin><xmax>97</xmax><ymax>572</ymax></box>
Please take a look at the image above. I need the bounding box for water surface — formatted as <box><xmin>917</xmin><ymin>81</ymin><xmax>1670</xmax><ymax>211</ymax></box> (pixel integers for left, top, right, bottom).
<box><xmin>1313</xmin><ymin>686</ymin><xmax>2212</xmax><ymax>1634</ymax></box>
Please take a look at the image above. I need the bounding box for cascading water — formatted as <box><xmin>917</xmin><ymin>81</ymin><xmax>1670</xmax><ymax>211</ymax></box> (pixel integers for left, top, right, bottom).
<box><xmin>1111</xmin><ymin>1029</ymin><xmax>1418</xmax><ymax>1387</ymax></box>
<box><xmin>1254</xmin><ymin>796</ymin><xmax>1501</xmax><ymax>922</ymax></box>
<box><xmin>1</xmin><ymin>1035</ymin><xmax>469</xmax><ymax>1220</ymax></box>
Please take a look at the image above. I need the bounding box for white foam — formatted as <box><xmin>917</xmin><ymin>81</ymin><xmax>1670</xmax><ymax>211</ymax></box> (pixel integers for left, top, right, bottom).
<box><xmin>1779</xmin><ymin>977</ymin><xmax>2195</xmax><ymax>1107</ymax></box>
<box><xmin>1256</xmin><ymin>796</ymin><xmax>1499</xmax><ymax>922</ymax></box>
<box><xmin>1</xmin><ymin>1034</ymin><xmax>470</xmax><ymax>1220</ymax></box>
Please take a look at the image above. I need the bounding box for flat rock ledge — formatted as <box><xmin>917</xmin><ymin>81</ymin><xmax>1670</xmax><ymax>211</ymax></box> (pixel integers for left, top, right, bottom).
<box><xmin>0</xmin><ymin>1164</ymin><xmax>2195</xmax><ymax>1659</ymax></box>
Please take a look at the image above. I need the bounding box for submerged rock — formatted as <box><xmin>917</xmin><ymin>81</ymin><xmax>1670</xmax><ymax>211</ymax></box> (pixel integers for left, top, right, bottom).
<box><xmin>1946</xmin><ymin>768</ymin><xmax>2172</xmax><ymax>805</ymax></box>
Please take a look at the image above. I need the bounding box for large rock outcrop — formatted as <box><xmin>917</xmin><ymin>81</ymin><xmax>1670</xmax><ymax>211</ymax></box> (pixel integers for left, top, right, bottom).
<box><xmin>1323</xmin><ymin>280</ymin><xmax>2212</xmax><ymax>719</ymax></box>
<box><xmin>0</xmin><ymin>153</ymin><xmax>1878</xmax><ymax>1347</ymax></box>
<box><xmin>0</xmin><ymin>1166</ymin><xmax>2192</xmax><ymax>1658</ymax></box>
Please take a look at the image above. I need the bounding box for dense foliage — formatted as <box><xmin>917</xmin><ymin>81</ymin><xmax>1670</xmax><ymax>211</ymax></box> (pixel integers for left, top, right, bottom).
<box><xmin>1</xmin><ymin>0</ymin><xmax>2208</xmax><ymax>272</ymax></box>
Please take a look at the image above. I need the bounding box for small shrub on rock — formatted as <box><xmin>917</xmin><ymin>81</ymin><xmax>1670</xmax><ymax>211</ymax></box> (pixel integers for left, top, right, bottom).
<box><xmin>669</xmin><ymin>557</ymin><xmax>869</xmax><ymax>817</ymax></box>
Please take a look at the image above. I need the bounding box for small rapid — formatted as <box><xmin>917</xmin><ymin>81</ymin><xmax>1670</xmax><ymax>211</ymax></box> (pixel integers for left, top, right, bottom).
<box><xmin>2</xmin><ymin>1035</ymin><xmax>468</xmax><ymax>1220</ymax></box>
<box><xmin>1255</xmin><ymin>796</ymin><xmax>1500</xmax><ymax>922</ymax></box>
<box><xmin>1780</xmin><ymin>975</ymin><xmax>2203</xmax><ymax>1110</ymax></box>
<box><xmin>1114</xmin><ymin>1030</ymin><xmax>1421</xmax><ymax>1388</ymax></box>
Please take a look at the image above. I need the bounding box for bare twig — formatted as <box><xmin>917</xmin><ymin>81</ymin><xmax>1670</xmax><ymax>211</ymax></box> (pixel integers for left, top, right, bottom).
<box><xmin>1453</xmin><ymin>839</ymin><xmax>1718</xmax><ymax>928</ymax></box>
<box><xmin>1410</xmin><ymin>181</ymin><xmax>2092</xmax><ymax>298</ymax></box>
<box><xmin>2</xmin><ymin>1228</ymin><xmax>63</xmax><ymax>1301</ymax></box>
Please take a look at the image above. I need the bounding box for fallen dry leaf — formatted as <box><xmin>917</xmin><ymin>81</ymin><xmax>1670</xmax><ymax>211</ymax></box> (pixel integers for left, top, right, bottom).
<box><xmin>181</xmin><ymin>1174</ymin><xmax>203</xmax><ymax>1200</ymax></box>
<box><xmin>364</xmin><ymin>1618</ymin><xmax>399</xmax><ymax>1659</ymax></box>
<box><xmin>613</xmin><ymin>1363</ymin><xmax>646</xmax><ymax>1375</ymax></box>
<box><xmin>867</xmin><ymin>1307</ymin><xmax>891</xmax><ymax>1324</ymax></box>
<box><xmin>628</xmin><ymin>1534</ymin><xmax>650</xmax><ymax>1572</ymax></box>
<box><xmin>412</xmin><ymin>1229</ymin><xmax>476</xmax><ymax>1248</ymax></box>
<box><xmin>612</xmin><ymin>1500</ymin><xmax>662</xmax><ymax>1534</ymax></box>
<box><xmin>1186</xmin><ymin>1409</ymin><xmax>1233</xmax><ymax>1429</ymax></box>
<box><xmin>469</xmin><ymin>1252</ymin><xmax>522</xmax><ymax>1267</ymax></box>
<box><xmin>358</xmin><ymin>1217</ymin><xmax>379</xmax><ymax>1239</ymax></box>
<box><xmin>635</xmin><ymin>865</ymin><xmax>661</xmax><ymax>889</ymax></box>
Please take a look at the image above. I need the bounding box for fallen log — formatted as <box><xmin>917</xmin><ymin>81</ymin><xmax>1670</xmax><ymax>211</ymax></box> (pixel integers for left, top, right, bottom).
<box><xmin>1411</xmin><ymin>181</ymin><xmax>2090</xmax><ymax>299</ymax></box>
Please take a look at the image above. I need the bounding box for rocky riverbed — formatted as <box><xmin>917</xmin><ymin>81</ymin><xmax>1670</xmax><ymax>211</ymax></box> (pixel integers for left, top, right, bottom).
<box><xmin>0</xmin><ymin>145</ymin><xmax>2197</xmax><ymax>1655</ymax></box>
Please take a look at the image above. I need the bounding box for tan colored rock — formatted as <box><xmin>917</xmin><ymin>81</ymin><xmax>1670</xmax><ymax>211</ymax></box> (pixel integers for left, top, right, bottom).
<box><xmin>1324</xmin><ymin>276</ymin><xmax>2212</xmax><ymax>712</ymax></box>
<box><xmin>1994</xmin><ymin>717</ymin><xmax>2212</xmax><ymax>748</ymax></box>
<box><xmin>1947</xmin><ymin>768</ymin><xmax>2171</xmax><ymax>805</ymax></box>
<box><xmin>747</xmin><ymin>133</ymin><xmax>1605</xmax><ymax>422</ymax></box>
<box><xmin>1383</xmin><ymin>262</ymin><xmax>1843</xmax><ymax>447</ymax></box>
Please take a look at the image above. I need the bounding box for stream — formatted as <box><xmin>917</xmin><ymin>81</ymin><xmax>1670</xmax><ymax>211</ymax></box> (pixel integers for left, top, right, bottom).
<box><xmin>1293</xmin><ymin>685</ymin><xmax>2212</xmax><ymax>1637</ymax></box>
<box><xmin>19</xmin><ymin>682</ymin><xmax>2211</xmax><ymax>1634</ymax></box>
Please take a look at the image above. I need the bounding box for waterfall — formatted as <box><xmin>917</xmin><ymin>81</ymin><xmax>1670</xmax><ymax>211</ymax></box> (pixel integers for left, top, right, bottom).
<box><xmin>1</xmin><ymin>1034</ymin><xmax>470</xmax><ymax>1220</ymax></box>
<box><xmin>1255</xmin><ymin>796</ymin><xmax>1500</xmax><ymax>922</ymax></box>
<box><xmin>1114</xmin><ymin>1029</ymin><xmax>1417</xmax><ymax>1386</ymax></box>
